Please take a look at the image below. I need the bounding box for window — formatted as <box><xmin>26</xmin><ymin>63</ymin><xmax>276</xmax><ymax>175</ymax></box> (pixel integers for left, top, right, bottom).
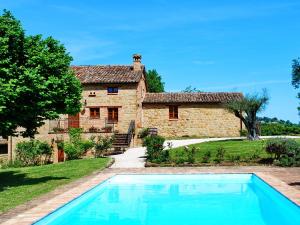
<box><xmin>90</xmin><ymin>108</ymin><xmax>100</xmax><ymax>119</ymax></box>
<box><xmin>107</xmin><ymin>87</ymin><xmax>118</xmax><ymax>94</ymax></box>
<box><xmin>88</xmin><ymin>91</ymin><xmax>96</xmax><ymax>97</ymax></box>
<box><xmin>169</xmin><ymin>106</ymin><xmax>178</xmax><ymax>119</ymax></box>
<box><xmin>0</xmin><ymin>144</ymin><xmax>8</xmax><ymax>154</ymax></box>
<box><xmin>108</xmin><ymin>108</ymin><xmax>118</xmax><ymax>122</ymax></box>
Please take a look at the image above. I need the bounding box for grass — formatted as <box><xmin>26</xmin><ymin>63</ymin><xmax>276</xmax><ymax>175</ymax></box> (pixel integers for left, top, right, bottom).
<box><xmin>167</xmin><ymin>139</ymin><xmax>300</xmax><ymax>164</ymax></box>
<box><xmin>0</xmin><ymin>157</ymin><xmax>111</xmax><ymax>213</ymax></box>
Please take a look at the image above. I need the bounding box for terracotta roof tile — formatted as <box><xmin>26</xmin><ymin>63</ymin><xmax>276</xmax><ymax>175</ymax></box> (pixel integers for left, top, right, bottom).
<box><xmin>71</xmin><ymin>65</ymin><xmax>144</xmax><ymax>84</ymax></box>
<box><xmin>143</xmin><ymin>92</ymin><xmax>243</xmax><ymax>104</ymax></box>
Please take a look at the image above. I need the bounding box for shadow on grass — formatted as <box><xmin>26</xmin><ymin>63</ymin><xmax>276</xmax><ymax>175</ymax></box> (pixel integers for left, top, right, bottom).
<box><xmin>257</xmin><ymin>158</ymin><xmax>274</xmax><ymax>165</ymax></box>
<box><xmin>0</xmin><ymin>170</ymin><xmax>68</xmax><ymax>192</ymax></box>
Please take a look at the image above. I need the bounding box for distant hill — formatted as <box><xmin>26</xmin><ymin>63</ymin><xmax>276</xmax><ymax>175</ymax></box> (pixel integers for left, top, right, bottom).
<box><xmin>258</xmin><ymin>117</ymin><xmax>298</xmax><ymax>126</ymax></box>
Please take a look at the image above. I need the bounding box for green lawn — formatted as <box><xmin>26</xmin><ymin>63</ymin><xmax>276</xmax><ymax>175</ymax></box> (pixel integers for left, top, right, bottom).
<box><xmin>168</xmin><ymin>139</ymin><xmax>300</xmax><ymax>164</ymax></box>
<box><xmin>0</xmin><ymin>158</ymin><xmax>111</xmax><ymax>213</ymax></box>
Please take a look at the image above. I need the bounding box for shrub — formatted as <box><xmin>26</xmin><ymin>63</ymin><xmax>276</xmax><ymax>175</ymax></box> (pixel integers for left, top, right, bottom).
<box><xmin>94</xmin><ymin>135</ymin><xmax>114</xmax><ymax>158</ymax></box>
<box><xmin>240</xmin><ymin>130</ymin><xmax>248</xmax><ymax>137</ymax></box>
<box><xmin>15</xmin><ymin>140</ymin><xmax>52</xmax><ymax>166</ymax></box>
<box><xmin>186</xmin><ymin>146</ymin><xmax>196</xmax><ymax>164</ymax></box>
<box><xmin>215</xmin><ymin>146</ymin><xmax>226</xmax><ymax>163</ymax></box>
<box><xmin>68</xmin><ymin>128</ymin><xmax>83</xmax><ymax>142</ymax></box>
<box><xmin>79</xmin><ymin>139</ymin><xmax>95</xmax><ymax>152</ymax></box>
<box><xmin>228</xmin><ymin>154</ymin><xmax>241</xmax><ymax>163</ymax></box>
<box><xmin>249</xmin><ymin>149</ymin><xmax>261</xmax><ymax>161</ymax></box>
<box><xmin>143</xmin><ymin>135</ymin><xmax>167</xmax><ymax>163</ymax></box>
<box><xmin>202</xmin><ymin>150</ymin><xmax>211</xmax><ymax>163</ymax></box>
<box><xmin>57</xmin><ymin>141</ymin><xmax>64</xmax><ymax>150</ymax></box>
<box><xmin>63</xmin><ymin>143</ymin><xmax>82</xmax><ymax>160</ymax></box>
<box><xmin>265</xmin><ymin>138</ymin><xmax>300</xmax><ymax>167</ymax></box>
<box><xmin>64</xmin><ymin>128</ymin><xmax>94</xmax><ymax>160</ymax></box>
<box><xmin>1</xmin><ymin>160</ymin><xmax>24</xmax><ymax>169</ymax></box>
<box><xmin>138</xmin><ymin>128</ymin><xmax>150</xmax><ymax>139</ymax></box>
<box><xmin>265</xmin><ymin>139</ymin><xmax>298</xmax><ymax>159</ymax></box>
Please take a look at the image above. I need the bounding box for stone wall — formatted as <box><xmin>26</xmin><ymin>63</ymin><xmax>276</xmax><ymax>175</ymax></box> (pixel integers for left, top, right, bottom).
<box><xmin>81</xmin><ymin>83</ymin><xmax>139</xmax><ymax>133</ymax></box>
<box><xmin>142</xmin><ymin>103</ymin><xmax>241</xmax><ymax>138</ymax></box>
<box><xmin>8</xmin><ymin>82</ymin><xmax>143</xmax><ymax>158</ymax></box>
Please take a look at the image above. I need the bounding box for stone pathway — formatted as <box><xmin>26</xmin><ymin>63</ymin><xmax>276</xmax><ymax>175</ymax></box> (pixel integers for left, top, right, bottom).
<box><xmin>111</xmin><ymin>136</ymin><xmax>300</xmax><ymax>168</ymax></box>
<box><xmin>111</xmin><ymin>146</ymin><xmax>146</xmax><ymax>168</ymax></box>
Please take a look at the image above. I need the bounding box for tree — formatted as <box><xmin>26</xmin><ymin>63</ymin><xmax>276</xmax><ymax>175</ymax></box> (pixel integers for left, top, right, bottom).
<box><xmin>0</xmin><ymin>10</ymin><xmax>82</xmax><ymax>138</ymax></box>
<box><xmin>145</xmin><ymin>69</ymin><xmax>165</xmax><ymax>92</ymax></box>
<box><xmin>292</xmin><ymin>58</ymin><xmax>300</xmax><ymax>112</ymax></box>
<box><xmin>182</xmin><ymin>85</ymin><xmax>202</xmax><ymax>93</ymax></box>
<box><xmin>226</xmin><ymin>90</ymin><xmax>269</xmax><ymax>140</ymax></box>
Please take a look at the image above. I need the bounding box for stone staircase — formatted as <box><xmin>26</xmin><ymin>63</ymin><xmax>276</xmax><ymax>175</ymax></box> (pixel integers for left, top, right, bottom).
<box><xmin>113</xmin><ymin>133</ymin><xmax>130</xmax><ymax>149</ymax></box>
<box><xmin>112</xmin><ymin>120</ymin><xmax>135</xmax><ymax>151</ymax></box>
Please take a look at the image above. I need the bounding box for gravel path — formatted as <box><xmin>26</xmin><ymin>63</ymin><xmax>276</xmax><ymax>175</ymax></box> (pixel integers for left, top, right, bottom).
<box><xmin>110</xmin><ymin>136</ymin><xmax>300</xmax><ymax>168</ymax></box>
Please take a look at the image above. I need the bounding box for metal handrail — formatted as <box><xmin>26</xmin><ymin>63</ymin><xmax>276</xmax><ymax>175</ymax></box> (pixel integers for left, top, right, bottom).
<box><xmin>126</xmin><ymin>120</ymin><xmax>135</xmax><ymax>145</ymax></box>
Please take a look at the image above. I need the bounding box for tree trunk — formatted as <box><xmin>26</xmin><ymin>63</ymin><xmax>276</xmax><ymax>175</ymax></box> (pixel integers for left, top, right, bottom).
<box><xmin>247</xmin><ymin>125</ymin><xmax>259</xmax><ymax>140</ymax></box>
<box><xmin>235</xmin><ymin>111</ymin><xmax>259</xmax><ymax>141</ymax></box>
<box><xmin>244</xmin><ymin>119</ymin><xmax>260</xmax><ymax>140</ymax></box>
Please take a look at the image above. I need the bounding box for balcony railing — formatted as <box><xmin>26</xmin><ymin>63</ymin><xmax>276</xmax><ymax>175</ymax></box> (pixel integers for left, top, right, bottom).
<box><xmin>49</xmin><ymin>117</ymin><xmax>115</xmax><ymax>133</ymax></box>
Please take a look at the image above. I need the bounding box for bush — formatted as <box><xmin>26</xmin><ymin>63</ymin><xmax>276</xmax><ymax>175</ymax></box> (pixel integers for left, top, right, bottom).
<box><xmin>64</xmin><ymin>128</ymin><xmax>95</xmax><ymax>160</ymax></box>
<box><xmin>94</xmin><ymin>135</ymin><xmax>114</xmax><ymax>158</ymax></box>
<box><xmin>228</xmin><ymin>154</ymin><xmax>241</xmax><ymax>163</ymax></box>
<box><xmin>265</xmin><ymin>138</ymin><xmax>300</xmax><ymax>167</ymax></box>
<box><xmin>265</xmin><ymin>139</ymin><xmax>297</xmax><ymax>159</ymax></box>
<box><xmin>202</xmin><ymin>150</ymin><xmax>211</xmax><ymax>163</ymax></box>
<box><xmin>15</xmin><ymin>140</ymin><xmax>52</xmax><ymax>166</ymax></box>
<box><xmin>80</xmin><ymin>139</ymin><xmax>95</xmax><ymax>152</ymax></box>
<box><xmin>63</xmin><ymin>143</ymin><xmax>82</xmax><ymax>160</ymax></box>
<box><xmin>143</xmin><ymin>135</ymin><xmax>167</xmax><ymax>163</ymax></box>
<box><xmin>186</xmin><ymin>146</ymin><xmax>196</xmax><ymax>164</ymax></box>
<box><xmin>215</xmin><ymin>146</ymin><xmax>226</xmax><ymax>163</ymax></box>
<box><xmin>240</xmin><ymin>130</ymin><xmax>248</xmax><ymax>137</ymax></box>
<box><xmin>138</xmin><ymin>128</ymin><xmax>150</xmax><ymax>139</ymax></box>
<box><xmin>1</xmin><ymin>159</ymin><xmax>24</xmax><ymax>169</ymax></box>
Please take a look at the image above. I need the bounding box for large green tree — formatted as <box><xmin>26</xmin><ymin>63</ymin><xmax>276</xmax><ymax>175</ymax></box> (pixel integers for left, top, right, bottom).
<box><xmin>226</xmin><ymin>90</ymin><xmax>269</xmax><ymax>140</ymax></box>
<box><xmin>0</xmin><ymin>10</ymin><xmax>82</xmax><ymax>138</ymax></box>
<box><xmin>292</xmin><ymin>58</ymin><xmax>300</xmax><ymax>112</ymax></box>
<box><xmin>145</xmin><ymin>69</ymin><xmax>165</xmax><ymax>93</ymax></box>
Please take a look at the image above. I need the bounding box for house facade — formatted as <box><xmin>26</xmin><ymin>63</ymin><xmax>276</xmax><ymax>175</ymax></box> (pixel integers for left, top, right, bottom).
<box><xmin>4</xmin><ymin>54</ymin><xmax>243</xmax><ymax>160</ymax></box>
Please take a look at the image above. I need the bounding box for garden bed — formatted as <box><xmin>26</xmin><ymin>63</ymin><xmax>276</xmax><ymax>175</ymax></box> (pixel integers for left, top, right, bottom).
<box><xmin>146</xmin><ymin>139</ymin><xmax>300</xmax><ymax>167</ymax></box>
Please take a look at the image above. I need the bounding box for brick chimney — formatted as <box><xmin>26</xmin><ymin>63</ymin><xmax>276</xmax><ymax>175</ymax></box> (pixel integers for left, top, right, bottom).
<box><xmin>133</xmin><ymin>54</ymin><xmax>142</xmax><ymax>71</ymax></box>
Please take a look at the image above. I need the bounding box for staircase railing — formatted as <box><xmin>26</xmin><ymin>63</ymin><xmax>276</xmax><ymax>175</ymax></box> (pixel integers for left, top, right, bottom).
<box><xmin>127</xmin><ymin>120</ymin><xmax>135</xmax><ymax>146</ymax></box>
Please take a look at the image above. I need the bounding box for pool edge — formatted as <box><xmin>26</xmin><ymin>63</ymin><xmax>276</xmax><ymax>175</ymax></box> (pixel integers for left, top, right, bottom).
<box><xmin>1</xmin><ymin>170</ymin><xmax>300</xmax><ymax>225</ymax></box>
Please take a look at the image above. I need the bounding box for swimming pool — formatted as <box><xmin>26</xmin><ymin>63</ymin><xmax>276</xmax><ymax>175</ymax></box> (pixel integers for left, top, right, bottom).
<box><xmin>34</xmin><ymin>174</ymin><xmax>300</xmax><ymax>225</ymax></box>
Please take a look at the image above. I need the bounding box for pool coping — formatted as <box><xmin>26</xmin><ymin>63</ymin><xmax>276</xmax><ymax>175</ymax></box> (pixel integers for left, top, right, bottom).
<box><xmin>1</xmin><ymin>170</ymin><xmax>300</xmax><ymax>225</ymax></box>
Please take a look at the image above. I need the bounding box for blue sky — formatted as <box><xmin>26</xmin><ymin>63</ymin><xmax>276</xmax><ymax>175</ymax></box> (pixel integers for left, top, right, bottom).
<box><xmin>2</xmin><ymin>0</ymin><xmax>300</xmax><ymax>122</ymax></box>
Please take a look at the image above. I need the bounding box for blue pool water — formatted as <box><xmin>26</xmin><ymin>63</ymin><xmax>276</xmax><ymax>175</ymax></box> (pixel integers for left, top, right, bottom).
<box><xmin>34</xmin><ymin>174</ymin><xmax>300</xmax><ymax>225</ymax></box>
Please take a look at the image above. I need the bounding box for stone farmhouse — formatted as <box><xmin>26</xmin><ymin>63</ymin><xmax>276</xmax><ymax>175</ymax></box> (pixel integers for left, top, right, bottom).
<box><xmin>2</xmin><ymin>54</ymin><xmax>243</xmax><ymax>161</ymax></box>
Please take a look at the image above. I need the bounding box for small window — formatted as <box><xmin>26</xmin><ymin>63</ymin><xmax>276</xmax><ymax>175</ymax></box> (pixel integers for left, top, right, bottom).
<box><xmin>169</xmin><ymin>106</ymin><xmax>178</xmax><ymax>119</ymax></box>
<box><xmin>108</xmin><ymin>108</ymin><xmax>118</xmax><ymax>122</ymax></box>
<box><xmin>107</xmin><ymin>87</ymin><xmax>118</xmax><ymax>94</ymax></box>
<box><xmin>90</xmin><ymin>108</ymin><xmax>100</xmax><ymax>119</ymax></box>
<box><xmin>0</xmin><ymin>144</ymin><xmax>8</xmax><ymax>154</ymax></box>
<box><xmin>89</xmin><ymin>91</ymin><xmax>96</xmax><ymax>97</ymax></box>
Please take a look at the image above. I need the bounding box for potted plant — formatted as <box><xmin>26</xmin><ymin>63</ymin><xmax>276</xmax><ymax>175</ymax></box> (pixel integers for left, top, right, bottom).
<box><xmin>102</xmin><ymin>126</ymin><xmax>113</xmax><ymax>133</ymax></box>
<box><xmin>88</xmin><ymin>126</ymin><xmax>99</xmax><ymax>133</ymax></box>
<box><xmin>53</xmin><ymin>127</ymin><xmax>65</xmax><ymax>133</ymax></box>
